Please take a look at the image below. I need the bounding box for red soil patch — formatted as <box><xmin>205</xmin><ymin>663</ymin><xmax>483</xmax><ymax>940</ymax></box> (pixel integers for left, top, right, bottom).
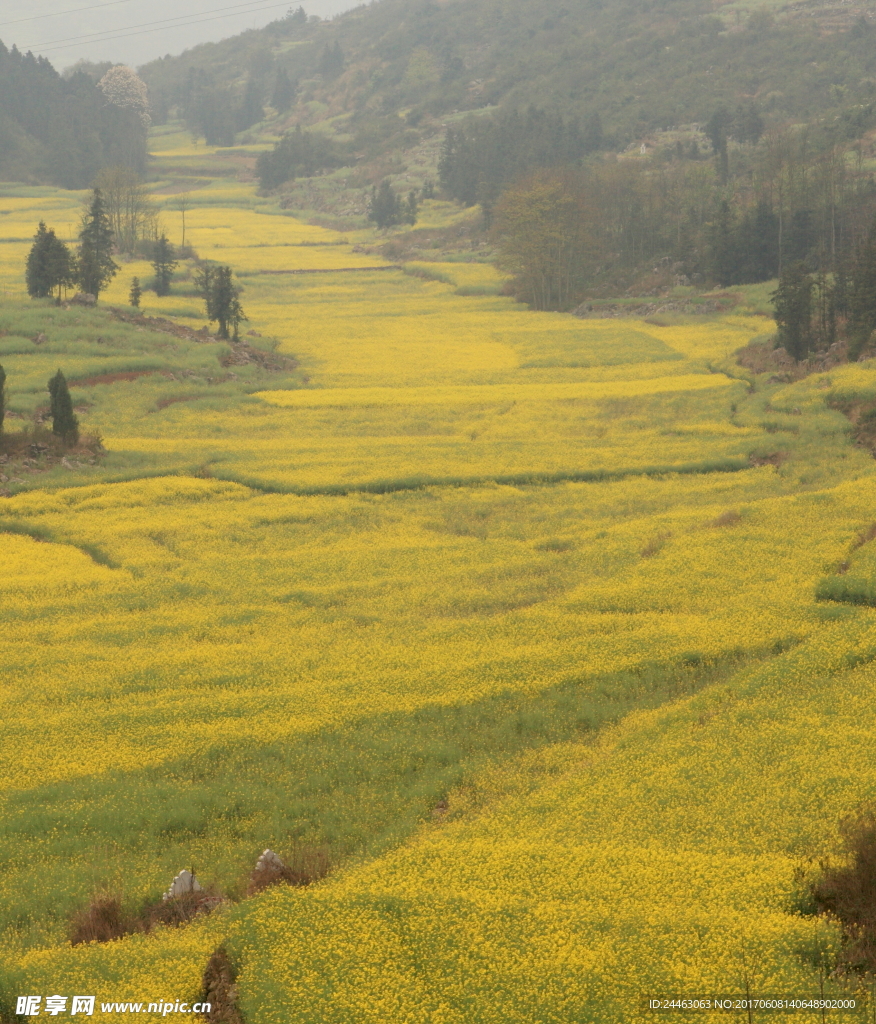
<box><xmin>69</xmin><ymin>371</ymin><xmax>153</xmax><ymax>387</ymax></box>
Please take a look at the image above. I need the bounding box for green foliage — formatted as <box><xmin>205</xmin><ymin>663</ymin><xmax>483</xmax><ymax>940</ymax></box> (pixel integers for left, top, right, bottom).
<box><xmin>710</xmin><ymin>200</ymin><xmax>779</xmax><ymax>286</ymax></box>
<box><xmin>129</xmin><ymin>277</ymin><xmax>141</xmax><ymax>308</ymax></box>
<box><xmin>318</xmin><ymin>42</ymin><xmax>344</xmax><ymax>81</ymax></box>
<box><xmin>368</xmin><ymin>181</ymin><xmax>417</xmax><ymax>230</ymax></box>
<box><xmin>47</xmin><ymin>369</ymin><xmax>79</xmax><ymax>444</ymax></box>
<box><xmin>772</xmin><ymin>262</ymin><xmax>814</xmax><ymax>360</ymax></box>
<box><xmin>493</xmin><ymin>171</ymin><xmax>591</xmax><ymax>311</ymax></box>
<box><xmin>77</xmin><ymin>189</ymin><xmax>118</xmax><ymax>299</ymax></box>
<box><xmin>0</xmin><ymin>40</ymin><xmax>146</xmax><ymax>187</ymax></box>
<box><xmin>236</xmin><ymin>77</ymin><xmax>264</xmax><ymax>132</ymax></box>
<box><xmin>439</xmin><ymin>109</ymin><xmax>597</xmax><ymax>210</ymax></box>
<box><xmin>848</xmin><ymin>216</ymin><xmax>876</xmax><ymax>355</ymax></box>
<box><xmin>270</xmin><ymin>66</ymin><xmax>296</xmax><ymax>112</ymax></box>
<box><xmin>256</xmin><ymin>126</ymin><xmax>349</xmax><ymax>191</ymax></box>
<box><xmin>25</xmin><ymin>221</ymin><xmax>75</xmax><ymax>301</ymax></box>
<box><xmin>151</xmin><ymin>236</ymin><xmax>178</xmax><ymax>297</ymax></box>
<box><xmin>140</xmin><ymin>0</ymin><xmax>876</xmax><ymax>160</ymax></box>
<box><xmin>197</xmin><ymin>264</ymin><xmax>246</xmax><ymax>340</ymax></box>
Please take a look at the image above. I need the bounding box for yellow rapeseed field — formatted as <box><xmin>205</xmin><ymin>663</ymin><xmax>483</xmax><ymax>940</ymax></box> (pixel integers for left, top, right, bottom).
<box><xmin>3</xmin><ymin>162</ymin><xmax>876</xmax><ymax>1022</ymax></box>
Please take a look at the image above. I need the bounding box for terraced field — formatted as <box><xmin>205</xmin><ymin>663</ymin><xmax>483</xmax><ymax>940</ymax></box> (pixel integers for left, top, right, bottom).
<box><xmin>3</xmin><ymin>142</ymin><xmax>876</xmax><ymax>1021</ymax></box>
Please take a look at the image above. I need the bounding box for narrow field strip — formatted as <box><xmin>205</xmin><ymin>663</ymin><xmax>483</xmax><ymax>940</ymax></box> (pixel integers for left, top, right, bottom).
<box><xmin>209</xmin><ymin>457</ymin><xmax>752</xmax><ymax>496</ymax></box>
<box><xmin>256</xmin><ymin>373</ymin><xmax>736</xmax><ymax>409</ymax></box>
<box><xmin>257</xmin><ymin>266</ymin><xmax>401</xmax><ymax>275</ymax></box>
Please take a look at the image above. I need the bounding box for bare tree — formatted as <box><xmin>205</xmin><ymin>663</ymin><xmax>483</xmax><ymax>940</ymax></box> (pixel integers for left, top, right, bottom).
<box><xmin>173</xmin><ymin>192</ymin><xmax>192</xmax><ymax>250</ymax></box>
<box><xmin>93</xmin><ymin>166</ymin><xmax>159</xmax><ymax>255</ymax></box>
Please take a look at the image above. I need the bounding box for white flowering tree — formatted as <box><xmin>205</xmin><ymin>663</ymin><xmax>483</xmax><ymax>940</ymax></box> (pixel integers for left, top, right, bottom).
<box><xmin>98</xmin><ymin>66</ymin><xmax>151</xmax><ymax>128</ymax></box>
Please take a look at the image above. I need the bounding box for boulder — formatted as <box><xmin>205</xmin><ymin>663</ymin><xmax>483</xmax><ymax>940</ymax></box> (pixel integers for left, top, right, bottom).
<box><xmin>162</xmin><ymin>869</ymin><xmax>203</xmax><ymax>900</ymax></box>
<box><xmin>254</xmin><ymin>849</ymin><xmax>285</xmax><ymax>872</ymax></box>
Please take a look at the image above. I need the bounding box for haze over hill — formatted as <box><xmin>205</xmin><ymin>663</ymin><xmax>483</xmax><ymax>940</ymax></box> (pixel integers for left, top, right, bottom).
<box><xmin>0</xmin><ymin>0</ymin><xmax>358</xmax><ymax>69</ymax></box>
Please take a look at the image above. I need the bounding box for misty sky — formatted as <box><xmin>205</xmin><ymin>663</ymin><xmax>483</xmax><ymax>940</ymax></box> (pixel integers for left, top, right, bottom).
<box><xmin>0</xmin><ymin>0</ymin><xmax>361</xmax><ymax>72</ymax></box>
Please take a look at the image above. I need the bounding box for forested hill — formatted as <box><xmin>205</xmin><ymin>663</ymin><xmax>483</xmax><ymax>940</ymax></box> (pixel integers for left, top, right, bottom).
<box><xmin>0</xmin><ymin>43</ymin><xmax>148</xmax><ymax>187</ymax></box>
<box><xmin>140</xmin><ymin>0</ymin><xmax>876</xmax><ymax>152</ymax></box>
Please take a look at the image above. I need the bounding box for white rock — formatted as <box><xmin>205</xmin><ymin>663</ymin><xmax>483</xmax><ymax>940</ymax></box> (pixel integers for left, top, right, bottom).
<box><xmin>255</xmin><ymin>849</ymin><xmax>285</xmax><ymax>872</ymax></box>
<box><xmin>162</xmin><ymin>869</ymin><xmax>203</xmax><ymax>900</ymax></box>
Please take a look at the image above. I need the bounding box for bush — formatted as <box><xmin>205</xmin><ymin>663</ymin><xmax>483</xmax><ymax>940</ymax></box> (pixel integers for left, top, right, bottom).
<box><xmin>813</xmin><ymin>807</ymin><xmax>876</xmax><ymax>972</ymax></box>
<box><xmin>70</xmin><ymin>893</ymin><xmax>138</xmax><ymax>945</ymax></box>
<box><xmin>246</xmin><ymin>843</ymin><xmax>331</xmax><ymax>896</ymax></box>
<box><xmin>70</xmin><ymin>888</ymin><xmax>223</xmax><ymax>945</ymax></box>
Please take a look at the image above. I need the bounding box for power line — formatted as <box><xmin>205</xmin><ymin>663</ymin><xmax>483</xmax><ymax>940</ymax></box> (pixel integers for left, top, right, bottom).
<box><xmin>0</xmin><ymin>0</ymin><xmax>141</xmax><ymax>30</ymax></box>
<box><xmin>24</xmin><ymin>0</ymin><xmax>293</xmax><ymax>53</ymax></box>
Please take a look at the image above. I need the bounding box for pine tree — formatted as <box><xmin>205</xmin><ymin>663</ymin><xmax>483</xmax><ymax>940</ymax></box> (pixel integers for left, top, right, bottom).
<box><xmin>271</xmin><ymin>67</ymin><xmax>296</xmax><ymax>112</ymax></box>
<box><xmin>710</xmin><ymin>201</ymin><xmax>739</xmax><ymax>286</ymax></box>
<box><xmin>48</xmin><ymin>370</ymin><xmax>79</xmax><ymax>444</ymax></box>
<box><xmin>151</xmin><ymin>236</ymin><xmax>178</xmax><ymax>296</ymax></box>
<box><xmin>25</xmin><ymin>222</ymin><xmax>53</xmax><ymax>298</ymax></box>
<box><xmin>0</xmin><ymin>363</ymin><xmax>6</xmax><ymax>436</ymax></box>
<box><xmin>199</xmin><ymin>264</ymin><xmax>246</xmax><ymax>340</ymax></box>
<box><xmin>772</xmin><ymin>262</ymin><xmax>813</xmax><ymax>360</ymax></box>
<box><xmin>318</xmin><ymin>42</ymin><xmax>344</xmax><ymax>80</ymax></box>
<box><xmin>403</xmin><ymin>190</ymin><xmax>418</xmax><ymax>226</ymax></box>
<box><xmin>706</xmin><ymin>107</ymin><xmax>732</xmax><ymax>183</ymax></box>
<box><xmin>129</xmin><ymin>276</ymin><xmax>141</xmax><ymax>307</ymax></box>
<box><xmin>45</xmin><ymin>232</ymin><xmax>74</xmax><ymax>303</ymax></box>
<box><xmin>368</xmin><ymin>181</ymin><xmax>401</xmax><ymax>229</ymax></box>
<box><xmin>237</xmin><ymin>78</ymin><xmax>264</xmax><ymax>132</ymax></box>
<box><xmin>848</xmin><ymin>216</ymin><xmax>876</xmax><ymax>354</ymax></box>
<box><xmin>78</xmin><ymin>188</ymin><xmax>118</xmax><ymax>299</ymax></box>
<box><xmin>26</xmin><ymin>222</ymin><xmax>74</xmax><ymax>302</ymax></box>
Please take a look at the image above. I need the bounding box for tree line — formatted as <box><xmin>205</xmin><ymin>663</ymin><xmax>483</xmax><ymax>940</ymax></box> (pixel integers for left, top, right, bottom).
<box><xmin>0</xmin><ymin>43</ymin><xmax>148</xmax><ymax>187</ymax></box>
<box><xmin>256</xmin><ymin>125</ymin><xmax>349</xmax><ymax>190</ymax></box>
<box><xmin>488</xmin><ymin>120</ymin><xmax>876</xmax><ymax>309</ymax></box>
<box><xmin>439</xmin><ymin>108</ymin><xmax>603</xmax><ymax>222</ymax></box>
<box><xmin>25</xmin><ymin>188</ymin><xmax>246</xmax><ymax>340</ymax></box>
<box><xmin>772</xmin><ymin>214</ymin><xmax>876</xmax><ymax>361</ymax></box>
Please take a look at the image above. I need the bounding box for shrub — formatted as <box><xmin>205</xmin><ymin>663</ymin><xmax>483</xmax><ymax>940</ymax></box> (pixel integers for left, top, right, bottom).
<box><xmin>70</xmin><ymin>893</ymin><xmax>140</xmax><ymax>945</ymax></box>
<box><xmin>48</xmin><ymin>370</ymin><xmax>79</xmax><ymax>444</ymax></box>
<box><xmin>246</xmin><ymin>843</ymin><xmax>331</xmax><ymax>896</ymax></box>
<box><xmin>813</xmin><ymin>807</ymin><xmax>876</xmax><ymax>972</ymax></box>
<box><xmin>70</xmin><ymin>886</ymin><xmax>223</xmax><ymax>945</ymax></box>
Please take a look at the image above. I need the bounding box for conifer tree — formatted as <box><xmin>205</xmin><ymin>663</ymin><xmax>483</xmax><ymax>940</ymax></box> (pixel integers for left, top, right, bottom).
<box><xmin>48</xmin><ymin>370</ymin><xmax>79</xmax><ymax>444</ymax></box>
<box><xmin>151</xmin><ymin>236</ymin><xmax>178</xmax><ymax>296</ymax></box>
<box><xmin>271</xmin><ymin>67</ymin><xmax>296</xmax><ymax>112</ymax></box>
<box><xmin>129</xmin><ymin>276</ymin><xmax>141</xmax><ymax>307</ymax></box>
<box><xmin>848</xmin><ymin>216</ymin><xmax>876</xmax><ymax>354</ymax></box>
<box><xmin>0</xmin><ymin>363</ymin><xmax>6</xmax><ymax>436</ymax></box>
<box><xmin>26</xmin><ymin>222</ymin><xmax>74</xmax><ymax>301</ymax></box>
<box><xmin>78</xmin><ymin>188</ymin><xmax>118</xmax><ymax>298</ymax></box>
<box><xmin>368</xmin><ymin>181</ymin><xmax>401</xmax><ymax>229</ymax></box>
<box><xmin>772</xmin><ymin>262</ymin><xmax>813</xmax><ymax>360</ymax></box>
<box><xmin>403</xmin><ymin>190</ymin><xmax>418</xmax><ymax>226</ymax></box>
<box><xmin>237</xmin><ymin>78</ymin><xmax>264</xmax><ymax>132</ymax></box>
<box><xmin>198</xmin><ymin>264</ymin><xmax>246</xmax><ymax>340</ymax></box>
<box><xmin>25</xmin><ymin>222</ymin><xmax>53</xmax><ymax>298</ymax></box>
<box><xmin>318</xmin><ymin>42</ymin><xmax>344</xmax><ymax>80</ymax></box>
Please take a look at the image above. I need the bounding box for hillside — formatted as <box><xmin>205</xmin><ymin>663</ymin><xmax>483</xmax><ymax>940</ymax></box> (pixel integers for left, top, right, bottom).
<box><xmin>3</xmin><ymin>162</ymin><xmax>876</xmax><ymax>1019</ymax></box>
<box><xmin>129</xmin><ymin>0</ymin><xmax>876</xmax><ymax>310</ymax></box>
<box><xmin>139</xmin><ymin>0</ymin><xmax>876</xmax><ymax>156</ymax></box>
